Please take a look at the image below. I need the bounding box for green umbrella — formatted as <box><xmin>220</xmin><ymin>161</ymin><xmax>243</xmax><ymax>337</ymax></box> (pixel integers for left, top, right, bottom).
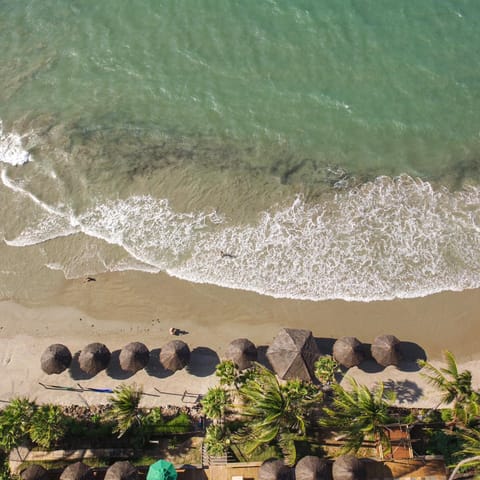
<box><xmin>146</xmin><ymin>460</ymin><xmax>177</xmax><ymax>480</ymax></box>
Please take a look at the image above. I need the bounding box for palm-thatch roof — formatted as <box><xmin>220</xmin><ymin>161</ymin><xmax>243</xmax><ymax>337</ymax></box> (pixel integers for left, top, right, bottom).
<box><xmin>20</xmin><ymin>465</ymin><xmax>49</xmax><ymax>480</ymax></box>
<box><xmin>224</xmin><ymin>338</ymin><xmax>257</xmax><ymax>370</ymax></box>
<box><xmin>295</xmin><ymin>456</ymin><xmax>328</xmax><ymax>480</ymax></box>
<box><xmin>119</xmin><ymin>342</ymin><xmax>150</xmax><ymax>373</ymax></box>
<box><xmin>266</xmin><ymin>328</ymin><xmax>319</xmax><ymax>381</ymax></box>
<box><xmin>332</xmin><ymin>455</ymin><xmax>366</xmax><ymax>480</ymax></box>
<box><xmin>371</xmin><ymin>334</ymin><xmax>401</xmax><ymax>367</ymax></box>
<box><xmin>259</xmin><ymin>459</ymin><xmax>292</xmax><ymax>480</ymax></box>
<box><xmin>41</xmin><ymin>344</ymin><xmax>72</xmax><ymax>374</ymax></box>
<box><xmin>105</xmin><ymin>461</ymin><xmax>138</xmax><ymax>480</ymax></box>
<box><xmin>78</xmin><ymin>343</ymin><xmax>111</xmax><ymax>376</ymax></box>
<box><xmin>159</xmin><ymin>340</ymin><xmax>190</xmax><ymax>372</ymax></box>
<box><xmin>60</xmin><ymin>462</ymin><xmax>94</xmax><ymax>480</ymax></box>
<box><xmin>333</xmin><ymin>337</ymin><xmax>363</xmax><ymax>368</ymax></box>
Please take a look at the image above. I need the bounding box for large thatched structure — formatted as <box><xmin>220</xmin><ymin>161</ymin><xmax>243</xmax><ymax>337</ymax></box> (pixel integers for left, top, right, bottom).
<box><xmin>333</xmin><ymin>337</ymin><xmax>364</xmax><ymax>368</ymax></box>
<box><xmin>40</xmin><ymin>344</ymin><xmax>72</xmax><ymax>374</ymax></box>
<box><xmin>78</xmin><ymin>343</ymin><xmax>111</xmax><ymax>376</ymax></box>
<box><xmin>332</xmin><ymin>455</ymin><xmax>366</xmax><ymax>480</ymax></box>
<box><xmin>371</xmin><ymin>334</ymin><xmax>401</xmax><ymax>367</ymax></box>
<box><xmin>159</xmin><ymin>340</ymin><xmax>190</xmax><ymax>372</ymax></box>
<box><xmin>105</xmin><ymin>461</ymin><xmax>138</xmax><ymax>480</ymax></box>
<box><xmin>119</xmin><ymin>342</ymin><xmax>150</xmax><ymax>373</ymax></box>
<box><xmin>295</xmin><ymin>456</ymin><xmax>328</xmax><ymax>480</ymax></box>
<box><xmin>259</xmin><ymin>459</ymin><xmax>292</xmax><ymax>480</ymax></box>
<box><xmin>60</xmin><ymin>462</ymin><xmax>94</xmax><ymax>480</ymax></box>
<box><xmin>266</xmin><ymin>328</ymin><xmax>319</xmax><ymax>381</ymax></box>
<box><xmin>224</xmin><ymin>338</ymin><xmax>257</xmax><ymax>370</ymax></box>
<box><xmin>20</xmin><ymin>465</ymin><xmax>49</xmax><ymax>480</ymax></box>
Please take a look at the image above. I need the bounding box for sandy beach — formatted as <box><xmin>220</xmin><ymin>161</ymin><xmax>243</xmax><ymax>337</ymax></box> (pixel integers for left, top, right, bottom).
<box><xmin>1</xmin><ymin>270</ymin><xmax>480</xmax><ymax>408</ymax></box>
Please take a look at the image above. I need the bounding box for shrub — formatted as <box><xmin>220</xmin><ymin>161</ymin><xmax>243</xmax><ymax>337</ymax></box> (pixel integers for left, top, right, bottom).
<box><xmin>29</xmin><ymin>404</ymin><xmax>67</xmax><ymax>449</ymax></box>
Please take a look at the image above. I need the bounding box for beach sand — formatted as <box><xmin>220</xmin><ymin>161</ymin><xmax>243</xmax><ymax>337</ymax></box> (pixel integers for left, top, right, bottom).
<box><xmin>0</xmin><ymin>270</ymin><xmax>479</xmax><ymax>408</ymax></box>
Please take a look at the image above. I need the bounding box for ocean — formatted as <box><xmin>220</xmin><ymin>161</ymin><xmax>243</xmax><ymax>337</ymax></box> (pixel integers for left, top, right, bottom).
<box><xmin>0</xmin><ymin>0</ymin><xmax>479</xmax><ymax>302</ymax></box>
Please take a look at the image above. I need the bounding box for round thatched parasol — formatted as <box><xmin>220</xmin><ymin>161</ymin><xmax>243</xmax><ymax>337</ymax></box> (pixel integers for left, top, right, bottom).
<box><xmin>371</xmin><ymin>334</ymin><xmax>401</xmax><ymax>367</ymax></box>
<box><xmin>78</xmin><ymin>343</ymin><xmax>111</xmax><ymax>376</ymax></box>
<box><xmin>41</xmin><ymin>344</ymin><xmax>72</xmax><ymax>374</ymax></box>
<box><xmin>105</xmin><ymin>461</ymin><xmax>138</xmax><ymax>480</ymax></box>
<box><xmin>332</xmin><ymin>455</ymin><xmax>366</xmax><ymax>480</ymax></box>
<box><xmin>224</xmin><ymin>338</ymin><xmax>257</xmax><ymax>370</ymax></box>
<box><xmin>295</xmin><ymin>456</ymin><xmax>328</xmax><ymax>480</ymax></box>
<box><xmin>20</xmin><ymin>465</ymin><xmax>49</xmax><ymax>480</ymax></box>
<box><xmin>259</xmin><ymin>459</ymin><xmax>291</xmax><ymax>480</ymax></box>
<box><xmin>119</xmin><ymin>342</ymin><xmax>150</xmax><ymax>373</ymax></box>
<box><xmin>266</xmin><ymin>328</ymin><xmax>319</xmax><ymax>381</ymax></box>
<box><xmin>60</xmin><ymin>462</ymin><xmax>94</xmax><ymax>480</ymax></box>
<box><xmin>159</xmin><ymin>340</ymin><xmax>191</xmax><ymax>371</ymax></box>
<box><xmin>333</xmin><ymin>337</ymin><xmax>363</xmax><ymax>368</ymax></box>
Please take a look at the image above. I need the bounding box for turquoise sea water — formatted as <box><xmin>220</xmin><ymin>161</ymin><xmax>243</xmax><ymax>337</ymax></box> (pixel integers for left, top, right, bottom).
<box><xmin>0</xmin><ymin>0</ymin><xmax>479</xmax><ymax>301</ymax></box>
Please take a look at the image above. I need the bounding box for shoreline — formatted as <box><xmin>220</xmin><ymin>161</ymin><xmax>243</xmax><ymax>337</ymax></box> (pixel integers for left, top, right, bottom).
<box><xmin>1</xmin><ymin>270</ymin><xmax>479</xmax><ymax>408</ymax></box>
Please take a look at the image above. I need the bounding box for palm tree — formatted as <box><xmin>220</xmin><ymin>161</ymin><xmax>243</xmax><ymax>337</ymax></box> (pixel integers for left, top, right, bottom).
<box><xmin>29</xmin><ymin>404</ymin><xmax>67</xmax><ymax>449</ymax></box>
<box><xmin>104</xmin><ymin>384</ymin><xmax>144</xmax><ymax>438</ymax></box>
<box><xmin>319</xmin><ymin>378</ymin><xmax>395</xmax><ymax>457</ymax></box>
<box><xmin>216</xmin><ymin>360</ymin><xmax>239</xmax><ymax>388</ymax></box>
<box><xmin>314</xmin><ymin>355</ymin><xmax>341</xmax><ymax>386</ymax></box>
<box><xmin>201</xmin><ymin>387</ymin><xmax>231</xmax><ymax>424</ymax></box>
<box><xmin>0</xmin><ymin>397</ymin><xmax>35</xmax><ymax>451</ymax></box>
<box><xmin>418</xmin><ymin>351</ymin><xmax>478</xmax><ymax>425</ymax></box>
<box><xmin>236</xmin><ymin>364</ymin><xmax>320</xmax><ymax>458</ymax></box>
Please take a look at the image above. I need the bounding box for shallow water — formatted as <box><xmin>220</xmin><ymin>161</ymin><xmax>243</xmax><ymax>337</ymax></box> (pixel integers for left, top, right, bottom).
<box><xmin>0</xmin><ymin>0</ymin><xmax>479</xmax><ymax>302</ymax></box>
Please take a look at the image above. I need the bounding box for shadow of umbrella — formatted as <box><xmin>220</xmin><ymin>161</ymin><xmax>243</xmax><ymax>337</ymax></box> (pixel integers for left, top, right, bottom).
<box><xmin>397</xmin><ymin>341</ymin><xmax>427</xmax><ymax>371</ymax></box>
<box><xmin>106</xmin><ymin>350</ymin><xmax>135</xmax><ymax>380</ymax></box>
<box><xmin>144</xmin><ymin>348</ymin><xmax>174</xmax><ymax>379</ymax></box>
<box><xmin>186</xmin><ymin>347</ymin><xmax>220</xmax><ymax>377</ymax></box>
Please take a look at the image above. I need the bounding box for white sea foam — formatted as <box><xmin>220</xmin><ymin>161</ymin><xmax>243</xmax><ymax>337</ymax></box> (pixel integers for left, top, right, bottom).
<box><xmin>0</xmin><ymin>122</ymin><xmax>31</xmax><ymax>166</ymax></box>
<box><xmin>2</xmin><ymin>171</ymin><xmax>480</xmax><ymax>301</ymax></box>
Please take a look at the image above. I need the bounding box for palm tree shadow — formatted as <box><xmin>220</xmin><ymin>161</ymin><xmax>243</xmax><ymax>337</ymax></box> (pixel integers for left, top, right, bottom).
<box><xmin>383</xmin><ymin>379</ymin><xmax>424</xmax><ymax>404</ymax></box>
<box><xmin>145</xmin><ymin>348</ymin><xmax>174</xmax><ymax>379</ymax></box>
<box><xmin>186</xmin><ymin>347</ymin><xmax>220</xmax><ymax>377</ymax></box>
<box><xmin>106</xmin><ymin>350</ymin><xmax>135</xmax><ymax>380</ymax></box>
<box><xmin>69</xmin><ymin>351</ymin><xmax>96</xmax><ymax>380</ymax></box>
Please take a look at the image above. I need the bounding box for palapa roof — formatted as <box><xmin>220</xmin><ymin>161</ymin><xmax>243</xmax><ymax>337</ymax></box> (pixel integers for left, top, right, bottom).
<box><xmin>78</xmin><ymin>343</ymin><xmax>111</xmax><ymax>376</ymax></box>
<box><xmin>41</xmin><ymin>344</ymin><xmax>72</xmax><ymax>374</ymax></box>
<box><xmin>224</xmin><ymin>338</ymin><xmax>257</xmax><ymax>370</ymax></box>
<box><xmin>60</xmin><ymin>462</ymin><xmax>94</xmax><ymax>480</ymax></box>
<box><xmin>259</xmin><ymin>459</ymin><xmax>292</xmax><ymax>480</ymax></box>
<box><xmin>295</xmin><ymin>456</ymin><xmax>328</xmax><ymax>480</ymax></box>
<box><xmin>266</xmin><ymin>328</ymin><xmax>319</xmax><ymax>381</ymax></box>
<box><xmin>371</xmin><ymin>334</ymin><xmax>401</xmax><ymax>367</ymax></box>
<box><xmin>20</xmin><ymin>465</ymin><xmax>49</xmax><ymax>480</ymax></box>
<box><xmin>119</xmin><ymin>342</ymin><xmax>150</xmax><ymax>373</ymax></box>
<box><xmin>332</xmin><ymin>455</ymin><xmax>366</xmax><ymax>480</ymax></box>
<box><xmin>333</xmin><ymin>337</ymin><xmax>363</xmax><ymax>368</ymax></box>
<box><xmin>160</xmin><ymin>340</ymin><xmax>191</xmax><ymax>371</ymax></box>
<box><xmin>105</xmin><ymin>461</ymin><xmax>138</xmax><ymax>480</ymax></box>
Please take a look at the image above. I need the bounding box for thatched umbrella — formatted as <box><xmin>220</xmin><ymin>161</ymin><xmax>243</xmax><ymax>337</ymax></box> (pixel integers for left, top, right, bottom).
<box><xmin>371</xmin><ymin>334</ymin><xmax>401</xmax><ymax>367</ymax></box>
<box><xmin>332</xmin><ymin>456</ymin><xmax>366</xmax><ymax>480</ymax></box>
<box><xmin>224</xmin><ymin>338</ymin><xmax>257</xmax><ymax>370</ymax></box>
<box><xmin>295</xmin><ymin>456</ymin><xmax>328</xmax><ymax>480</ymax></box>
<box><xmin>105</xmin><ymin>461</ymin><xmax>138</xmax><ymax>480</ymax></box>
<box><xmin>266</xmin><ymin>328</ymin><xmax>319</xmax><ymax>381</ymax></box>
<box><xmin>259</xmin><ymin>459</ymin><xmax>291</xmax><ymax>480</ymax></box>
<box><xmin>78</xmin><ymin>343</ymin><xmax>111</xmax><ymax>376</ymax></box>
<box><xmin>119</xmin><ymin>342</ymin><xmax>150</xmax><ymax>373</ymax></box>
<box><xmin>60</xmin><ymin>462</ymin><xmax>94</xmax><ymax>480</ymax></box>
<box><xmin>20</xmin><ymin>465</ymin><xmax>49</xmax><ymax>480</ymax></box>
<box><xmin>41</xmin><ymin>344</ymin><xmax>72</xmax><ymax>374</ymax></box>
<box><xmin>333</xmin><ymin>337</ymin><xmax>363</xmax><ymax>368</ymax></box>
<box><xmin>160</xmin><ymin>340</ymin><xmax>190</xmax><ymax>372</ymax></box>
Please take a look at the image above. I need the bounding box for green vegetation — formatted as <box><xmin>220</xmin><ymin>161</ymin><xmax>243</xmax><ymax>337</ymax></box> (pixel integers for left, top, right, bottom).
<box><xmin>201</xmin><ymin>387</ymin><xmax>231</xmax><ymax>423</ymax></box>
<box><xmin>319</xmin><ymin>378</ymin><xmax>395</xmax><ymax>457</ymax></box>
<box><xmin>314</xmin><ymin>355</ymin><xmax>341</xmax><ymax>386</ymax></box>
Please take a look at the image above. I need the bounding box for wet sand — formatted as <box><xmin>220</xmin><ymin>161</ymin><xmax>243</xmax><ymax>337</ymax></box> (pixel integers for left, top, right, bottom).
<box><xmin>0</xmin><ymin>270</ymin><xmax>479</xmax><ymax>407</ymax></box>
